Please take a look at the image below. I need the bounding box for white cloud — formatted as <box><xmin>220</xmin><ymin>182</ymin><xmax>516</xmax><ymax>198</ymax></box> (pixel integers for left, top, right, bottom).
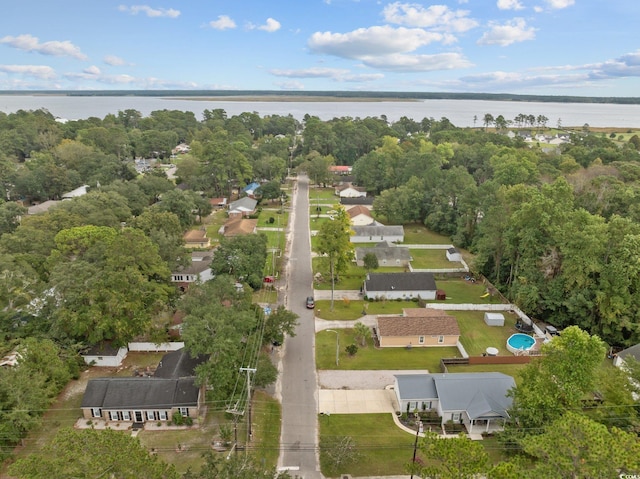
<box><xmin>209</xmin><ymin>15</ymin><xmax>236</xmax><ymax>30</ymax></box>
<box><xmin>269</xmin><ymin>67</ymin><xmax>384</xmax><ymax>82</ymax></box>
<box><xmin>104</xmin><ymin>55</ymin><xmax>131</xmax><ymax>66</ymax></box>
<box><xmin>309</xmin><ymin>26</ymin><xmax>448</xmax><ymax>59</ymax></box>
<box><xmin>497</xmin><ymin>0</ymin><xmax>525</xmax><ymax>10</ymax></box>
<box><xmin>382</xmin><ymin>3</ymin><xmax>478</xmax><ymax>32</ymax></box>
<box><xmin>83</xmin><ymin>65</ymin><xmax>101</xmax><ymax>76</ymax></box>
<box><xmin>360</xmin><ymin>52</ymin><xmax>473</xmax><ymax>72</ymax></box>
<box><xmin>0</xmin><ymin>64</ymin><xmax>56</xmax><ymax>79</ymax></box>
<box><xmin>247</xmin><ymin>18</ymin><xmax>281</xmax><ymax>32</ymax></box>
<box><xmin>118</xmin><ymin>5</ymin><xmax>180</xmax><ymax>18</ymax></box>
<box><xmin>0</xmin><ymin>34</ymin><xmax>87</xmax><ymax>60</ymax></box>
<box><xmin>545</xmin><ymin>0</ymin><xmax>574</xmax><ymax>9</ymax></box>
<box><xmin>477</xmin><ymin>18</ymin><xmax>536</xmax><ymax>46</ymax></box>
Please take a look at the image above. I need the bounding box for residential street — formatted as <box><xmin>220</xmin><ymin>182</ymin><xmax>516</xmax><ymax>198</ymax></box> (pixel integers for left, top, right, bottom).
<box><xmin>277</xmin><ymin>175</ymin><xmax>322</xmax><ymax>478</ymax></box>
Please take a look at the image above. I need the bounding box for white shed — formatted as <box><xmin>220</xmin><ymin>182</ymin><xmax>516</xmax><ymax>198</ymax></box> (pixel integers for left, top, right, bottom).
<box><xmin>484</xmin><ymin>312</ymin><xmax>505</xmax><ymax>326</ymax></box>
<box><xmin>446</xmin><ymin>247</ymin><xmax>462</xmax><ymax>262</ymax></box>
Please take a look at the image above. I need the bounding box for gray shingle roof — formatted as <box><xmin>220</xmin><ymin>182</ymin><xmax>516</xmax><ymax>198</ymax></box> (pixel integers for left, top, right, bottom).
<box><xmin>81</xmin><ymin>377</ymin><xmax>199</xmax><ymax>409</ymax></box>
<box><xmin>355</xmin><ymin>244</ymin><xmax>411</xmax><ymax>263</ymax></box>
<box><xmin>352</xmin><ymin>225</ymin><xmax>404</xmax><ymax>237</ymax></box>
<box><xmin>365</xmin><ymin>272</ymin><xmax>436</xmax><ymax>293</ymax></box>
<box><xmin>395</xmin><ymin>374</ymin><xmax>437</xmax><ymax>400</ymax></box>
<box><xmin>154</xmin><ymin>348</ymin><xmax>209</xmax><ymax>379</ymax></box>
<box><xmin>618</xmin><ymin>343</ymin><xmax>640</xmax><ymax>362</ymax></box>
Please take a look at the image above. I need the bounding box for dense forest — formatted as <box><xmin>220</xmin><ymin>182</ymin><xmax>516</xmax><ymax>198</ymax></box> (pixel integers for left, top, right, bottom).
<box><xmin>1</xmin><ymin>105</ymin><xmax>640</xmax><ymax>469</ymax></box>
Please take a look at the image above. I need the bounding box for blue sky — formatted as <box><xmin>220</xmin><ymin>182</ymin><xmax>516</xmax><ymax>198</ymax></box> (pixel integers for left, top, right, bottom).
<box><xmin>1</xmin><ymin>0</ymin><xmax>639</xmax><ymax>96</ymax></box>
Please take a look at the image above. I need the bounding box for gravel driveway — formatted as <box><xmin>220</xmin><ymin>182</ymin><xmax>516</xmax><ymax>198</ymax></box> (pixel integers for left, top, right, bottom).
<box><xmin>317</xmin><ymin>369</ymin><xmax>430</xmax><ymax>389</ymax></box>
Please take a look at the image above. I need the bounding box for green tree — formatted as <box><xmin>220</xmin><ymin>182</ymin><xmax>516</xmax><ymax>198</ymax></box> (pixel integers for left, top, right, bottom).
<box><xmin>362</xmin><ymin>252</ymin><xmax>379</xmax><ymax>272</ymax></box>
<box><xmin>0</xmin><ymin>201</ymin><xmax>26</xmax><ymax>236</ymax></box>
<box><xmin>521</xmin><ymin>412</ymin><xmax>640</xmax><ymax>478</ymax></box>
<box><xmin>313</xmin><ymin>206</ymin><xmax>354</xmax><ymax>310</ymax></box>
<box><xmin>345</xmin><ymin>343</ymin><xmax>358</xmax><ymax>356</ymax></box>
<box><xmin>9</xmin><ymin>427</ymin><xmax>179</xmax><ymax>479</ymax></box>
<box><xmin>183</xmin><ymin>451</ymin><xmax>291</xmax><ymax>479</ymax></box>
<box><xmin>353</xmin><ymin>321</ymin><xmax>370</xmax><ymax>347</ymax></box>
<box><xmin>262</xmin><ymin>305</ymin><xmax>298</xmax><ymax>346</ymax></box>
<box><xmin>209</xmin><ymin>234</ymin><xmax>268</xmax><ymax>290</ymax></box>
<box><xmin>412</xmin><ymin>431</ymin><xmax>489</xmax><ymax>479</ymax></box>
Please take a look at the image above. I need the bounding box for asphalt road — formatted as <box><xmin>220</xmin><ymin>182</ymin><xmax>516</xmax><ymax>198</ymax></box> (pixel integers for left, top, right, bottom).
<box><xmin>278</xmin><ymin>175</ymin><xmax>322</xmax><ymax>478</ymax></box>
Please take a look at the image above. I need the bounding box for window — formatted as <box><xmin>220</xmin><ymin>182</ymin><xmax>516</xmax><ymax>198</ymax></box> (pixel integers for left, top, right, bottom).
<box><xmin>418</xmin><ymin>336</ymin><xmax>425</xmax><ymax>344</ymax></box>
<box><xmin>122</xmin><ymin>411</ymin><xmax>130</xmax><ymax>421</ymax></box>
<box><xmin>159</xmin><ymin>411</ymin><xmax>167</xmax><ymax>420</ymax></box>
<box><xmin>438</xmin><ymin>335</ymin><xmax>444</xmax><ymax>344</ymax></box>
<box><xmin>147</xmin><ymin>411</ymin><xmax>155</xmax><ymax>421</ymax></box>
<box><xmin>91</xmin><ymin>408</ymin><xmax>102</xmax><ymax>418</ymax></box>
<box><xmin>452</xmin><ymin>412</ymin><xmax>461</xmax><ymax>421</ymax></box>
<box><xmin>109</xmin><ymin>411</ymin><xmax>118</xmax><ymax>421</ymax></box>
<box><xmin>421</xmin><ymin>401</ymin><xmax>431</xmax><ymax>410</ymax></box>
<box><xmin>179</xmin><ymin>407</ymin><xmax>189</xmax><ymax>417</ymax></box>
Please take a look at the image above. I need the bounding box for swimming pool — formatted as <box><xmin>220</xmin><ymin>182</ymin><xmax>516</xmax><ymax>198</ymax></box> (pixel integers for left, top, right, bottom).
<box><xmin>506</xmin><ymin>333</ymin><xmax>535</xmax><ymax>355</ymax></box>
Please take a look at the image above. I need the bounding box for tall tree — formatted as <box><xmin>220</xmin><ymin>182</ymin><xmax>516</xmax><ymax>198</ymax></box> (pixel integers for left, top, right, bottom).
<box><xmin>412</xmin><ymin>431</ymin><xmax>489</xmax><ymax>479</ymax></box>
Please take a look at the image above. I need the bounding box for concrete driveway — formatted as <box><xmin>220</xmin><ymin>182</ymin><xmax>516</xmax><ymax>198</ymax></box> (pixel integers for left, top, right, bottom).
<box><xmin>319</xmin><ymin>389</ymin><xmax>399</xmax><ymax>414</ymax></box>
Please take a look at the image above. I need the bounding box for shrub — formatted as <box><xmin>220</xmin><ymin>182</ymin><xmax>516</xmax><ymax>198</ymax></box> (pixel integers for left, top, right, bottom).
<box><xmin>172</xmin><ymin>412</ymin><xmax>184</xmax><ymax>426</ymax></box>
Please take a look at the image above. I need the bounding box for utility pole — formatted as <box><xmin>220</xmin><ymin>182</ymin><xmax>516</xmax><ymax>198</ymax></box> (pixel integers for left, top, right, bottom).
<box><xmin>409</xmin><ymin>420</ymin><xmax>423</xmax><ymax>479</ymax></box>
<box><xmin>240</xmin><ymin>367</ymin><xmax>256</xmax><ymax>443</ymax></box>
<box><xmin>225</xmin><ymin>400</ymin><xmax>243</xmax><ymax>456</ymax></box>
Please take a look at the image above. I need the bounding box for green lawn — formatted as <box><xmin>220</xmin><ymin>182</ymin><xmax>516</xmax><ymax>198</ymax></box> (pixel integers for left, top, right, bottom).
<box><xmin>427</xmin><ymin>279</ymin><xmax>500</xmax><ymax>304</ymax></box>
<box><xmin>401</xmin><ymin>224</ymin><xmax>453</xmax><ymax>244</ymax></box>
<box><xmin>309</xmin><ymin>216</ymin><xmax>335</xmax><ymax>230</ymax></box>
<box><xmin>409</xmin><ymin>249</ymin><xmax>461</xmax><ymax>269</ymax></box>
<box><xmin>452</xmin><ymin>310</ymin><xmax>519</xmax><ymax>356</ymax></box>
<box><xmin>314</xmin><ymin>299</ymin><xmax>421</xmax><ymax>320</ymax></box>
<box><xmin>446</xmin><ymin>363</ymin><xmax>527</xmax><ymax>386</ymax></box>
<box><xmin>261</xmin><ymin>230</ymin><xmax>285</xmax><ymax>249</ymax></box>
<box><xmin>310</xmin><ymin>187</ymin><xmax>339</xmax><ymax>201</ymax></box>
<box><xmin>319</xmin><ymin>413</ymin><xmax>416</xmax><ymax>477</ymax></box>
<box><xmin>251</xmin><ymin>391</ymin><xmax>282</xmax><ymax>469</ymax></box>
<box><xmin>256</xmin><ymin>210</ymin><xmax>289</xmax><ymax>228</ymax></box>
<box><xmin>312</xmin><ymin>260</ymin><xmax>406</xmax><ymax>291</ymax></box>
<box><xmin>316</xmin><ymin>329</ymin><xmax>459</xmax><ymax>371</ymax></box>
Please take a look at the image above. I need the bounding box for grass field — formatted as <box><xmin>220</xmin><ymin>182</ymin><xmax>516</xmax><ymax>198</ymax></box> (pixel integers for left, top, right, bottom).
<box><xmin>409</xmin><ymin>248</ymin><xmax>462</xmax><ymax>269</ymax></box>
<box><xmin>401</xmin><ymin>224</ymin><xmax>453</xmax><ymax>244</ymax></box>
<box><xmin>319</xmin><ymin>413</ymin><xmax>416</xmax><ymax>477</ymax></box>
<box><xmin>453</xmin><ymin>310</ymin><xmax>519</xmax><ymax>356</ymax></box>
<box><xmin>250</xmin><ymin>391</ymin><xmax>282</xmax><ymax>469</ymax></box>
<box><xmin>316</xmin><ymin>328</ymin><xmax>460</xmax><ymax>371</ymax></box>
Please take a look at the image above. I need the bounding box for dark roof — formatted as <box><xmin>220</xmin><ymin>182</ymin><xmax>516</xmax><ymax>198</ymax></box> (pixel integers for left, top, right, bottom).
<box><xmin>154</xmin><ymin>348</ymin><xmax>209</xmax><ymax>379</ymax></box>
<box><xmin>81</xmin><ymin>377</ymin><xmax>199</xmax><ymax>409</ymax></box>
<box><xmin>340</xmin><ymin>197</ymin><xmax>374</xmax><ymax>206</ymax></box>
<box><xmin>83</xmin><ymin>342</ymin><xmax>122</xmax><ymax>357</ymax></box>
<box><xmin>377</xmin><ymin>311</ymin><xmax>460</xmax><ymax>337</ymax></box>
<box><xmin>365</xmin><ymin>272</ymin><xmax>436</xmax><ymax>293</ymax></box>
<box><xmin>447</xmin><ymin>247</ymin><xmax>458</xmax><ymax>254</ymax></box>
<box><xmin>355</xmin><ymin>244</ymin><xmax>411</xmax><ymax>263</ymax></box>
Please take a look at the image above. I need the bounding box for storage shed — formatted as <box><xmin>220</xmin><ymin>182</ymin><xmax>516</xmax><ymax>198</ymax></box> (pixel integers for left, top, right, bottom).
<box><xmin>484</xmin><ymin>312</ymin><xmax>505</xmax><ymax>326</ymax></box>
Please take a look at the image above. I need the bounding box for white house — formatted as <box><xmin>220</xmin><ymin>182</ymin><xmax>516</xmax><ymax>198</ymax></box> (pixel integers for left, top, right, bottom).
<box><xmin>347</xmin><ymin>205</ymin><xmax>374</xmax><ymax>226</ymax></box>
<box><xmin>351</xmin><ymin>225</ymin><xmax>404</xmax><ymax>243</ymax></box>
<box><xmin>364</xmin><ymin>272</ymin><xmax>437</xmax><ymax>300</ymax></box>
<box><xmin>82</xmin><ymin>343</ymin><xmax>129</xmax><ymax>367</ymax></box>
<box><xmin>336</xmin><ymin>185</ymin><xmax>367</xmax><ymax>198</ymax></box>
<box><xmin>171</xmin><ymin>251</ymin><xmax>214</xmax><ymax>287</ymax></box>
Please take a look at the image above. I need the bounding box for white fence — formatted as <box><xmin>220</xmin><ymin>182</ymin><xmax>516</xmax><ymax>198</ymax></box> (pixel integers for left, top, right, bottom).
<box><xmin>127</xmin><ymin>342</ymin><xmax>185</xmax><ymax>352</ymax></box>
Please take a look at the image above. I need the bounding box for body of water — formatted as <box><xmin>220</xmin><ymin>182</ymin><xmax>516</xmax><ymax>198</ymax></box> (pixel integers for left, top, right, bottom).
<box><xmin>1</xmin><ymin>94</ymin><xmax>639</xmax><ymax>128</ymax></box>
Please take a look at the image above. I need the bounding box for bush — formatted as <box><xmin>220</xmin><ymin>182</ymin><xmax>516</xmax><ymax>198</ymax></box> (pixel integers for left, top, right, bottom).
<box><xmin>172</xmin><ymin>412</ymin><xmax>184</xmax><ymax>426</ymax></box>
<box><xmin>268</xmin><ymin>216</ymin><xmax>275</xmax><ymax>224</ymax></box>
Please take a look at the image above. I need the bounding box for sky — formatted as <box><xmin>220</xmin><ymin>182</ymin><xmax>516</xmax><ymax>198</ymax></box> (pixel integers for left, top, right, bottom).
<box><xmin>1</xmin><ymin>0</ymin><xmax>639</xmax><ymax>96</ymax></box>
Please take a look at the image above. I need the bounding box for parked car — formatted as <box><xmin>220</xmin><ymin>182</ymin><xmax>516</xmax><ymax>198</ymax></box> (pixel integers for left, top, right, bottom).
<box><xmin>306</xmin><ymin>296</ymin><xmax>315</xmax><ymax>309</ymax></box>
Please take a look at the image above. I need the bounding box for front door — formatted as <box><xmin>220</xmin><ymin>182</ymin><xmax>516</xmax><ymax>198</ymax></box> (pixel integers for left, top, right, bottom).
<box><xmin>135</xmin><ymin>411</ymin><xmax>143</xmax><ymax>422</ymax></box>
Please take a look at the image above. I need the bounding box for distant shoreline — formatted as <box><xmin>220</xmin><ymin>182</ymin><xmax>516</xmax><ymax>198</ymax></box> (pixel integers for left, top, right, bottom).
<box><xmin>1</xmin><ymin>90</ymin><xmax>639</xmax><ymax>105</ymax></box>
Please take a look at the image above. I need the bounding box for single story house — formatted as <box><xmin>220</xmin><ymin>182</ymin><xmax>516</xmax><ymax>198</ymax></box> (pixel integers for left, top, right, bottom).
<box><xmin>446</xmin><ymin>247</ymin><xmax>462</xmax><ymax>262</ymax></box>
<box><xmin>183</xmin><ymin>229</ymin><xmax>211</xmax><ymax>249</ymax></box>
<box><xmin>62</xmin><ymin>184</ymin><xmax>90</xmax><ymax>199</ymax></box>
<box><xmin>347</xmin><ymin>205</ymin><xmax>374</xmax><ymax>226</ymax></box>
<box><xmin>81</xmin><ymin>349</ymin><xmax>207</xmax><ymax>425</ymax></box>
<box><xmin>171</xmin><ymin>251</ymin><xmax>214</xmax><ymax>287</ymax></box>
<box><xmin>228</xmin><ymin>196</ymin><xmax>258</xmax><ymax>218</ymax></box>
<box><xmin>614</xmin><ymin>343</ymin><xmax>640</xmax><ymax>368</ymax></box>
<box><xmin>355</xmin><ymin>242</ymin><xmax>411</xmax><ymax>267</ymax></box>
<box><xmin>393</xmin><ymin>372</ymin><xmax>516</xmax><ymax>433</ymax></box>
<box><xmin>336</xmin><ymin>185</ymin><xmax>367</xmax><ymax>198</ymax></box>
<box><xmin>484</xmin><ymin>312</ymin><xmax>505</xmax><ymax>327</ymax></box>
<box><xmin>242</xmin><ymin>182</ymin><xmax>261</xmax><ymax>198</ymax></box>
<box><xmin>340</xmin><ymin>196</ymin><xmax>375</xmax><ymax>207</ymax></box>
<box><xmin>376</xmin><ymin>309</ymin><xmax>460</xmax><ymax>348</ymax></box>
<box><xmin>364</xmin><ymin>272</ymin><xmax>437</xmax><ymax>300</ymax></box>
<box><xmin>27</xmin><ymin>200</ymin><xmax>60</xmax><ymax>215</ymax></box>
<box><xmin>81</xmin><ymin>343</ymin><xmax>129</xmax><ymax>367</ymax></box>
<box><xmin>220</xmin><ymin>217</ymin><xmax>257</xmax><ymax>237</ymax></box>
<box><xmin>329</xmin><ymin>165</ymin><xmax>352</xmax><ymax>175</ymax></box>
<box><xmin>351</xmin><ymin>225</ymin><xmax>404</xmax><ymax>244</ymax></box>
<box><xmin>209</xmin><ymin>197</ymin><xmax>228</xmax><ymax>209</ymax></box>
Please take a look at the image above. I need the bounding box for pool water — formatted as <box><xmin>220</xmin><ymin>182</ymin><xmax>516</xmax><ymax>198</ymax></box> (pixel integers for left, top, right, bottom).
<box><xmin>507</xmin><ymin>333</ymin><xmax>535</xmax><ymax>353</ymax></box>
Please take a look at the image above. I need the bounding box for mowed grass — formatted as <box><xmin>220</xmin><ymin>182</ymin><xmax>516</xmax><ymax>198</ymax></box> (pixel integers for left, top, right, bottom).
<box><xmin>309</xmin><ymin>187</ymin><xmax>339</xmax><ymax>201</ymax></box>
<box><xmin>316</xmin><ymin>328</ymin><xmax>459</xmax><ymax>371</ymax></box>
<box><xmin>401</xmin><ymin>224</ymin><xmax>453</xmax><ymax>244</ymax></box>
<box><xmin>250</xmin><ymin>391</ymin><xmax>282</xmax><ymax>469</ymax></box>
<box><xmin>314</xmin><ymin>298</ymin><xmax>421</xmax><ymax>320</ymax></box>
<box><xmin>409</xmin><ymin>249</ymin><xmax>462</xmax><ymax>269</ymax></box>
<box><xmin>256</xmin><ymin>210</ymin><xmax>289</xmax><ymax>228</ymax></box>
<box><xmin>452</xmin><ymin>310</ymin><xmax>519</xmax><ymax>357</ymax></box>
<box><xmin>319</xmin><ymin>413</ymin><xmax>416</xmax><ymax>477</ymax></box>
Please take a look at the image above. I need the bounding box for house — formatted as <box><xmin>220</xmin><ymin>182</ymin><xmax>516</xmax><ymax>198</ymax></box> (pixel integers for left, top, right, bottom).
<box><xmin>335</xmin><ymin>185</ymin><xmax>367</xmax><ymax>198</ymax></box>
<box><xmin>614</xmin><ymin>343</ymin><xmax>640</xmax><ymax>368</ymax></box>
<box><xmin>242</xmin><ymin>182</ymin><xmax>261</xmax><ymax>198</ymax></box>
<box><xmin>228</xmin><ymin>196</ymin><xmax>258</xmax><ymax>218</ymax></box>
<box><xmin>81</xmin><ymin>348</ymin><xmax>207</xmax><ymax>425</ymax></box>
<box><xmin>351</xmin><ymin>225</ymin><xmax>404</xmax><ymax>244</ymax></box>
<box><xmin>340</xmin><ymin>196</ymin><xmax>375</xmax><ymax>207</ymax></box>
<box><xmin>484</xmin><ymin>312</ymin><xmax>505</xmax><ymax>326</ymax></box>
<box><xmin>183</xmin><ymin>229</ymin><xmax>211</xmax><ymax>249</ymax></box>
<box><xmin>347</xmin><ymin>205</ymin><xmax>374</xmax><ymax>226</ymax></box>
<box><xmin>329</xmin><ymin>165</ymin><xmax>352</xmax><ymax>175</ymax></box>
<box><xmin>220</xmin><ymin>217</ymin><xmax>257</xmax><ymax>237</ymax></box>
<box><xmin>445</xmin><ymin>247</ymin><xmax>462</xmax><ymax>262</ymax></box>
<box><xmin>81</xmin><ymin>342</ymin><xmax>128</xmax><ymax>367</ymax></box>
<box><xmin>171</xmin><ymin>251</ymin><xmax>214</xmax><ymax>287</ymax></box>
<box><xmin>27</xmin><ymin>200</ymin><xmax>59</xmax><ymax>215</ymax></box>
<box><xmin>354</xmin><ymin>242</ymin><xmax>411</xmax><ymax>267</ymax></box>
<box><xmin>393</xmin><ymin>372</ymin><xmax>516</xmax><ymax>433</ymax></box>
<box><xmin>364</xmin><ymin>272</ymin><xmax>437</xmax><ymax>300</ymax></box>
<box><xmin>376</xmin><ymin>309</ymin><xmax>460</xmax><ymax>348</ymax></box>
<box><xmin>0</xmin><ymin>350</ymin><xmax>22</xmax><ymax>367</ymax></box>
<box><xmin>62</xmin><ymin>184</ymin><xmax>89</xmax><ymax>199</ymax></box>
<box><xmin>209</xmin><ymin>197</ymin><xmax>228</xmax><ymax>209</ymax></box>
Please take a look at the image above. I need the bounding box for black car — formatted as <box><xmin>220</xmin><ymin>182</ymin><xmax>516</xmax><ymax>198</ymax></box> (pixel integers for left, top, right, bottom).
<box><xmin>306</xmin><ymin>296</ymin><xmax>315</xmax><ymax>309</ymax></box>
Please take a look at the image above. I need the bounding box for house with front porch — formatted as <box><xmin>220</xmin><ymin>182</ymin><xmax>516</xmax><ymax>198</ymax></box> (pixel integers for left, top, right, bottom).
<box><xmin>81</xmin><ymin>348</ymin><xmax>208</xmax><ymax>425</ymax></box>
<box><xmin>393</xmin><ymin>372</ymin><xmax>516</xmax><ymax>434</ymax></box>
